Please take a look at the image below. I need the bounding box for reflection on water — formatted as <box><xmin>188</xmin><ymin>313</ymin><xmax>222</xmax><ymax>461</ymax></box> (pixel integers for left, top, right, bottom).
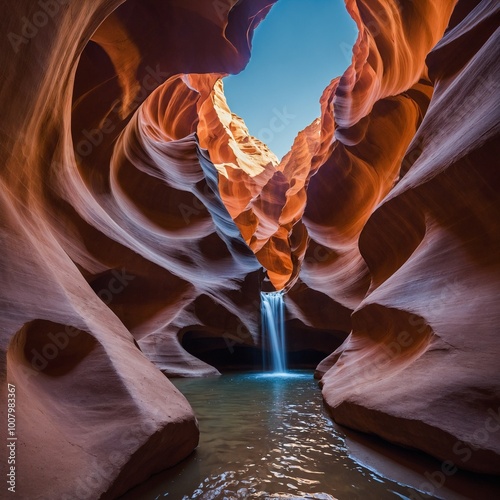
<box><xmin>122</xmin><ymin>372</ymin><xmax>434</xmax><ymax>500</ymax></box>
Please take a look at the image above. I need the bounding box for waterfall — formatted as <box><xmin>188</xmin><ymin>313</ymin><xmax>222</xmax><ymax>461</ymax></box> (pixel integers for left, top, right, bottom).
<box><xmin>261</xmin><ymin>291</ymin><xmax>287</xmax><ymax>373</ymax></box>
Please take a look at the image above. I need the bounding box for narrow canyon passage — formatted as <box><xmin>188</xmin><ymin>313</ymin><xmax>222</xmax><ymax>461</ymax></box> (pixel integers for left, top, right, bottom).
<box><xmin>1</xmin><ymin>0</ymin><xmax>499</xmax><ymax>499</ymax></box>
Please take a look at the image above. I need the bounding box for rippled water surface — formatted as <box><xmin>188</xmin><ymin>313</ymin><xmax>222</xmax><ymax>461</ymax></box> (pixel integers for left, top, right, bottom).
<box><xmin>123</xmin><ymin>372</ymin><xmax>434</xmax><ymax>499</ymax></box>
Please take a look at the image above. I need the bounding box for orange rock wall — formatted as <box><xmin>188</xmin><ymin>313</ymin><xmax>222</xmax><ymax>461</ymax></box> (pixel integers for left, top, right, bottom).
<box><xmin>1</xmin><ymin>1</ymin><xmax>499</xmax><ymax>497</ymax></box>
<box><xmin>0</xmin><ymin>1</ymin><xmax>276</xmax><ymax>497</ymax></box>
<box><xmin>319</xmin><ymin>0</ymin><xmax>500</xmax><ymax>474</ymax></box>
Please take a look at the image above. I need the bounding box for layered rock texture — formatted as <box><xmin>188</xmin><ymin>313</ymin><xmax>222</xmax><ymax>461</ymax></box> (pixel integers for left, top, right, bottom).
<box><xmin>0</xmin><ymin>1</ymin><xmax>275</xmax><ymax>498</ymax></box>
<box><xmin>1</xmin><ymin>0</ymin><xmax>499</xmax><ymax>497</ymax></box>
<box><xmin>317</xmin><ymin>0</ymin><xmax>500</xmax><ymax>475</ymax></box>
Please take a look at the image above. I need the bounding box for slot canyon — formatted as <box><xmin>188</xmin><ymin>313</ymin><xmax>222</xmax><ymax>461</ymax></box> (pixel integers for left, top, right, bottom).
<box><xmin>1</xmin><ymin>0</ymin><xmax>499</xmax><ymax>498</ymax></box>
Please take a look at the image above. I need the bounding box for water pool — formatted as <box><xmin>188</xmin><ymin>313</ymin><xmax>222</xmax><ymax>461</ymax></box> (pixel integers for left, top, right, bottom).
<box><xmin>121</xmin><ymin>371</ymin><xmax>435</xmax><ymax>499</ymax></box>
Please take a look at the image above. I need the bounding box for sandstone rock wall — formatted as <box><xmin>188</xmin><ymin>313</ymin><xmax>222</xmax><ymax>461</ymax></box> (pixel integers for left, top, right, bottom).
<box><xmin>1</xmin><ymin>0</ymin><xmax>499</xmax><ymax>497</ymax></box>
<box><xmin>319</xmin><ymin>0</ymin><xmax>500</xmax><ymax>474</ymax></box>
<box><xmin>0</xmin><ymin>0</ymin><xmax>275</xmax><ymax>497</ymax></box>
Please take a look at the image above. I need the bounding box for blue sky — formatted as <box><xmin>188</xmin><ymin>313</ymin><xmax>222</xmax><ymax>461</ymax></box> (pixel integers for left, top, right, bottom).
<box><xmin>223</xmin><ymin>0</ymin><xmax>358</xmax><ymax>160</ymax></box>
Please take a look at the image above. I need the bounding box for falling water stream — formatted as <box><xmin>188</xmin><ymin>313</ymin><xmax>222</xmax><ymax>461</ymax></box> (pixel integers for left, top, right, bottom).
<box><xmin>117</xmin><ymin>297</ymin><xmax>498</xmax><ymax>500</ymax></box>
<box><xmin>261</xmin><ymin>291</ymin><xmax>287</xmax><ymax>373</ymax></box>
<box><xmin>119</xmin><ymin>293</ymin><xmax>441</xmax><ymax>499</ymax></box>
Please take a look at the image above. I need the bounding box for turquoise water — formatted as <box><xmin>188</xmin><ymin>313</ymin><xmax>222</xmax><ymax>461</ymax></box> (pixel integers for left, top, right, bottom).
<box><xmin>121</xmin><ymin>372</ymin><xmax>434</xmax><ymax>499</ymax></box>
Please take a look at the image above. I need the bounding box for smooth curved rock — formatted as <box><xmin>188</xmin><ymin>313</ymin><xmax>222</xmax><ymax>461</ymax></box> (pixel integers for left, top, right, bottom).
<box><xmin>0</xmin><ymin>0</ymin><xmax>276</xmax><ymax>497</ymax></box>
<box><xmin>1</xmin><ymin>0</ymin><xmax>499</xmax><ymax>495</ymax></box>
<box><xmin>320</xmin><ymin>0</ymin><xmax>500</xmax><ymax>474</ymax></box>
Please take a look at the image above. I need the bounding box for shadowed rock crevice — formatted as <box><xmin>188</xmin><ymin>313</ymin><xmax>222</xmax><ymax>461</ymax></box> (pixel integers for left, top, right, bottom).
<box><xmin>317</xmin><ymin>0</ymin><xmax>500</xmax><ymax>475</ymax></box>
<box><xmin>1</xmin><ymin>0</ymin><xmax>499</xmax><ymax>497</ymax></box>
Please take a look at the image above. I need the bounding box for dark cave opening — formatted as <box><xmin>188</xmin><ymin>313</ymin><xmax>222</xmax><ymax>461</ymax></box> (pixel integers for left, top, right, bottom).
<box><xmin>180</xmin><ymin>320</ymin><xmax>348</xmax><ymax>373</ymax></box>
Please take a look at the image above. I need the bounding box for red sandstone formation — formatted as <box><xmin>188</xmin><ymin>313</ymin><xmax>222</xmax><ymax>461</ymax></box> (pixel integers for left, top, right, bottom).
<box><xmin>319</xmin><ymin>0</ymin><xmax>500</xmax><ymax>475</ymax></box>
<box><xmin>1</xmin><ymin>0</ymin><xmax>499</xmax><ymax>498</ymax></box>
<box><xmin>0</xmin><ymin>0</ymin><xmax>275</xmax><ymax>498</ymax></box>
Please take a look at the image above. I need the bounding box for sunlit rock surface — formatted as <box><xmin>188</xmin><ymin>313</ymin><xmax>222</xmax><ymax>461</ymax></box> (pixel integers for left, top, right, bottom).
<box><xmin>0</xmin><ymin>0</ymin><xmax>274</xmax><ymax>498</ymax></box>
<box><xmin>1</xmin><ymin>0</ymin><xmax>499</xmax><ymax>497</ymax></box>
<box><xmin>318</xmin><ymin>0</ymin><xmax>500</xmax><ymax>475</ymax></box>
